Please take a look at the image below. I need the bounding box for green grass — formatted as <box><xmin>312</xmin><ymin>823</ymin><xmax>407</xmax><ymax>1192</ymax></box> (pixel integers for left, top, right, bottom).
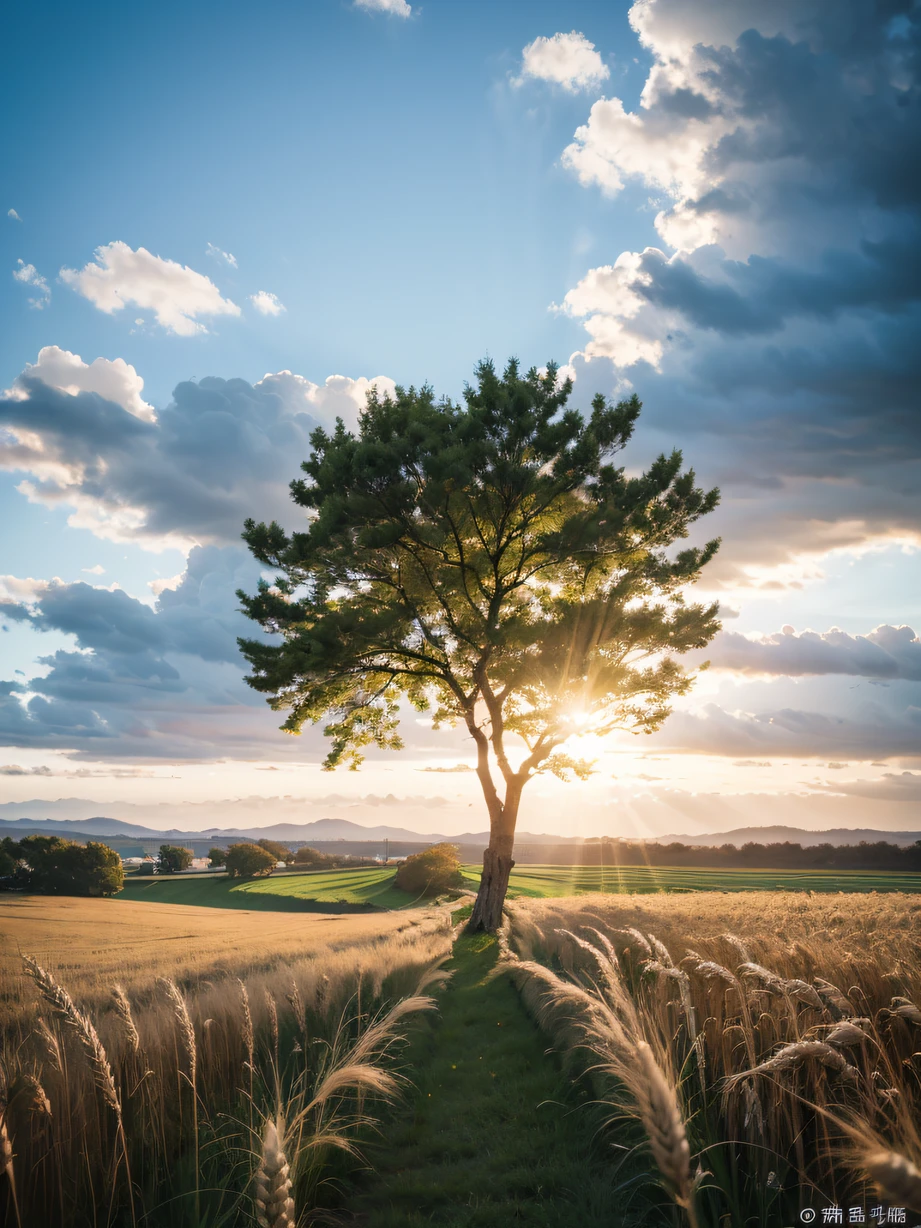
<box><xmin>344</xmin><ymin>928</ymin><xmax>620</xmax><ymax>1227</ymax></box>
<box><xmin>119</xmin><ymin>861</ymin><xmax>921</xmax><ymax>914</ymax></box>
<box><xmin>118</xmin><ymin>866</ymin><xmax>411</xmax><ymax>911</ymax></box>
<box><xmin>461</xmin><ymin>863</ymin><xmax>921</xmax><ymax>896</ymax></box>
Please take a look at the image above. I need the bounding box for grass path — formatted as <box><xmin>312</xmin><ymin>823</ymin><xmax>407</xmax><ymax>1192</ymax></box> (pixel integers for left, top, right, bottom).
<box><xmin>345</xmin><ymin>926</ymin><xmax>619</xmax><ymax>1227</ymax></box>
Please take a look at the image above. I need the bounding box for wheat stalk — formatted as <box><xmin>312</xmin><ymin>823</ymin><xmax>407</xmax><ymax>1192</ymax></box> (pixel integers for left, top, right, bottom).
<box><xmin>1</xmin><ymin>1089</ymin><xmax>22</xmax><ymax>1228</ymax></box>
<box><xmin>24</xmin><ymin>957</ymin><xmax>121</xmax><ymax>1111</ymax></box>
<box><xmin>22</xmin><ymin>956</ymin><xmax>135</xmax><ymax>1227</ymax></box>
<box><xmin>112</xmin><ymin>984</ymin><xmax>140</xmax><ymax>1055</ymax></box>
<box><xmin>254</xmin><ymin>1117</ymin><xmax>295</xmax><ymax>1228</ymax></box>
<box><xmin>159</xmin><ymin>978</ymin><xmax>199</xmax><ymax>1220</ymax></box>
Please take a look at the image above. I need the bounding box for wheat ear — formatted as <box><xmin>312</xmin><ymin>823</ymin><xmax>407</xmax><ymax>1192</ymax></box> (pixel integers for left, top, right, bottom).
<box><xmin>23</xmin><ymin>956</ymin><xmax>121</xmax><ymax>1112</ymax></box>
<box><xmin>254</xmin><ymin>1117</ymin><xmax>296</xmax><ymax>1228</ymax></box>
<box><xmin>22</xmin><ymin>956</ymin><xmax>135</xmax><ymax>1226</ymax></box>
<box><xmin>112</xmin><ymin>984</ymin><xmax>141</xmax><ymax>1055</ymax></box>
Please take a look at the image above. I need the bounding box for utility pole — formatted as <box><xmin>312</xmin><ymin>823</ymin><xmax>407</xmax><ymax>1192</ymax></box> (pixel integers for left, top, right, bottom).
<box><xmin>384</xmin><ymin>837</ymin><xmax>389</xmax><ymax>863</ymax></box>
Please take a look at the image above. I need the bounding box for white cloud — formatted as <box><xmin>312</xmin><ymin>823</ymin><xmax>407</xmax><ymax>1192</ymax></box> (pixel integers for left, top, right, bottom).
<box><xmin>82</xmin><ymin>565</ymin><xmax>106</xmax><ymax>576</ymax></box>
<box><xmin>515</xmin><ymin>31</ymin><xmax>610</xmax><ymax>93</ymax></box>
<box><xmin>11</xmin><ymin>345</ymin><xmax>155</xmax><ymax>422</ymax></box>
<box><xmin>354</xmin><ymin>0</ymin><xmax>411</xmax><ymax>15</ymax></box>
<box><xmin>8</xmin><ymin>208</ymin><xmax>21</xmax><ymax>221</ymax></box>
<box><xmin>13</xmin><ymin>260</ymin><xmax>51</xmax><ymax>309</ymax></box>
<box><xmin>148</xmin><ymin>572</ymin><xmax>184</xmax><ymax>597</ymax></box>
<box><xmin>0</xmin><ymin>361</ymin><xmax>396</xmax><ymax>552</ymax></box>
<box><xmin>206</xmin><ymin>242</ymin><xmax>237</xmax><ymax>268</ymax></box>
<box><xmin>250</xmin><ymin>290</ymin><xmax>286</xmax><ymax>316</ymax></box>
<box><xmin>256</xmin><ymin>369</ymin><xmax>397</xmax><ymax>431</ymax></box>
<box><xmin>60</xmin><ymin>241</ymin><xmax>241</xmax><ymax>337</ymax></box>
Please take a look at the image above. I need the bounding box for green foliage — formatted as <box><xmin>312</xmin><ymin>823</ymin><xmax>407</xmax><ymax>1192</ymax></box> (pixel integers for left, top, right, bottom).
<box><xmin>238</xmin><ymin>357</ymin><xmax>719</xmax><ymax>775</ymax></box>
<box><xmin>9</xmin><ymin>835</ymin><xmax>123</xmax><ymax>896</ymax></box>
<box><xmin>208</xmin><ymin>846</ymin><xmax>227</xmax><ymax>867</ymax></box>
<box><xmin>394</xmin><ymin>843</ymin><xmax>463</xmax><ymax>897</ymax></box>
<box><xmin>224</xmin><ymin>841</ymin><xmax>277</xmax><ymax>878</ymax></box>
<box><xmin>0</xmin><ymin>836</ymin><xmax>21</xmax><ymax>876</ymax></box>
<box><xmin>157</xmin><ymin>844</ymin><xmax>193</xmax><ymax>874</ymax></box>
<box><xmin>256</xmin><ymin>837</ymin><xmax>294</xmax><ymax>864</ymax></box>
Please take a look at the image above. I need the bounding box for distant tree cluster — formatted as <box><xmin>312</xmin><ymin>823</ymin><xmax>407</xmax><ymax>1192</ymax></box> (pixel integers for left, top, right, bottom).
<box><xmin>394</xmin><ymin>843</ymin><xmax>463</xmax><ymax>897</ymax></box>
<box><xmin>0</xmin><ymin>835</ymin><xmax>123</xmax><ymax>897</ymax></box>
<box><xmin>224</xmin><ymin>843</ymin><xmax>277</xmax><ymax>878</ymax></box>
<box><xmin>156</xmin><ymin>844</ymin><xmax>193</xmax><ymax>874</ymax></box>
<box><xmin>292</xmin><ymin>845</ymin><xmax>378</xmax><ymax>869</ymax></box>
<box><xmin>568</xmin><ymin>838</ymin><xmax>921</xmax><ymax>871</ymax></box>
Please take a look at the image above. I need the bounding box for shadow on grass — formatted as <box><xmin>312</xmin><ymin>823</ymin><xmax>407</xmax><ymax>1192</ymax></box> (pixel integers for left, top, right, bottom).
<box><xmin>118</xmin><ymin>875</ymin><xmax>389</xmax><ymax>913</ymax></box>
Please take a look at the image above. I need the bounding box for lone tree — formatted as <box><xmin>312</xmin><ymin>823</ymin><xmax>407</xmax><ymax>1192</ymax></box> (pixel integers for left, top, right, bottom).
<box><xmin>225</xmin><ymin>842</ymin><xmax>277</xmax><ymax>878</ymax></box>
<box><xmin>157</xmin><ymin>844</ymin><xmax>193</xmax><ymax>875</ymax></box>
<box><xmin>238</xmin><ymin>359</ymin><xmax>720</xmax><ymax>931</ymax></box>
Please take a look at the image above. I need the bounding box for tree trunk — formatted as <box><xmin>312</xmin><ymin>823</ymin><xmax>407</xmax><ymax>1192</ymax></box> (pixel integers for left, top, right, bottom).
<box><xmin>466</xmin><ymin>820</ymin><xmax>516</xmax><ymax>933</ymax></box>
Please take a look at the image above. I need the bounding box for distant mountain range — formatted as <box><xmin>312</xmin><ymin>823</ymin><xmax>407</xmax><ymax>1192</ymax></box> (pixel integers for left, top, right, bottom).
<box><xmin>650</xmin><ymin>825</ymin><xmax>921</xmax><ymax>848</ymax></box>
<box><xmin>0</xmin><ymin>815</ymin><xmax>580</xmax><ymax>845</ymax></box>
<box><xmin>1</xmin><ymin>815</ymin><xmax>918</xmax><ymax>848</ymax></box>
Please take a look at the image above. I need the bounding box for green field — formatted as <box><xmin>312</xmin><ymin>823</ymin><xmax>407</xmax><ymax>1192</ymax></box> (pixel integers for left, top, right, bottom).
<box><xmin>119</xmin><ymin>861</ymin><xmax>921</xmax><ymax>911</ymax></box>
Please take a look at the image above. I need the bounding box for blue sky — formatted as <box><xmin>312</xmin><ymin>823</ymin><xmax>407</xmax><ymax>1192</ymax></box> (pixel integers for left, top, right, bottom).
<box><xmin>1</xmin><ymin>0</ymin><xmax>919</xmax><ymax>835</ymax></box>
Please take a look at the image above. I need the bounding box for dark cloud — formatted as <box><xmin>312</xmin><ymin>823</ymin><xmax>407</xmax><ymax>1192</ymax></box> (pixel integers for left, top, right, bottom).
<box><xmin>705</xmin><ymin>625</ymin><xmax>921</xmax><ymax>681</ymax></box>
<box><xmin>559</xmin><ymin>0</ymin><xmax>921</xmax><ymax>585</ymax></box>
<box><xmin>655</xmin><ymin>687</ymin><xmax>921</xmax><ymax>760</ymax></box>
<box><xmin>0</xmin><ymin>546</ymin><xmax>296</xmax><ymax>760</ymax></box>
<box><xmin>0</xmin><ymin>365</ymin><xmax>394</xmax><ymax>551</ymax></box>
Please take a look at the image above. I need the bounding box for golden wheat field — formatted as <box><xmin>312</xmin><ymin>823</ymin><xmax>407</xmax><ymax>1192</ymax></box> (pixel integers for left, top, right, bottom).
<box><xmin>502</xmin><ymin>892</ymin><xmax>921</xmax><ymax>1227</ymax></box>
<box><xmin>0</xmin><ymin>894</ymin><xmax>435</xmax><ymax>1027</ymax></box>
<box><xmin>1</xmin><ymin>894</ymin><xmax>454</xmax><ymax>1228</ymax></box>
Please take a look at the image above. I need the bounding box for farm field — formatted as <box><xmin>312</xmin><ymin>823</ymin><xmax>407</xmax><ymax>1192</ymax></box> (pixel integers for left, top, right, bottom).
<box><xmin>0</xmin><ymin>891</ymin><xmax>433</xmax><ymax>1025</ymax></box>
<box><xmin>473</xmin><ymin>862</ymin><xmax>921</xmax><ymax>895</ymax></box>
<box><xmin>115</xmin><ymin>861</ymin><xmax>921</xmax><ymax>916</ymax></box>
<box><xmin>119</xmin><ymin>865</ymin><xmax>412</xmax><ymax>909</ymax></box>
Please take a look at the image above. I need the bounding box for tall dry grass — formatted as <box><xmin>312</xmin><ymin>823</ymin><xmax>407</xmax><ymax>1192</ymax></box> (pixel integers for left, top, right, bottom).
<box><xmin>0</xmin><ymin>911</ymin><xmax>452</xmax><ymax>1227</ymax></box>
<box><xmin>501</xmin><ymin>893</ymin><xmax>921</xmax><ymax>1226</ymax></box>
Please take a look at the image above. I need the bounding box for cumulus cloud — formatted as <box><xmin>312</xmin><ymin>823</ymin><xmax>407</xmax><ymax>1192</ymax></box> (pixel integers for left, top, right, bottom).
<box><xmin>250</xmin><ymin>291</ymin><xmax>285</xmax><ymax>316</ymax></box>
<box><xmin>13</xmin><ymin>260</ymin><xmax>50</xmax><ymax>308</ymax></box>
<box><xmin>0</xmin><ymin>764</ymin><xmax>52</xmax><ymax>776</ymax></box>
<box><xmin>353</xmin><ymin>0</ymin><xmax>411</xmax><ymax>16</ymax></box>
<box><xmin>514</xmin><ymin>31</ymin><xmax>610</xmax><ymax>92</ymax></box>
<box><xmin>555</xmin><ymin>0</ymin><xmax>921</xmax><ymax>587</ymax></box>
<box><xmin>0</xmin><ymin>546</ymin><xmax>290</xmax><ymax>760</ymax></box>
<box><xmin>60</xmin><ymin>242</ymin><xmax>241</xmax><ymax>336</ymax></box>
<box><xmin>206</xmin><ymin>242</ymin><xmax>237</xmax><ymax>268</ymax></box>
<box><xmin>8</xmin><ymin>209</ymin><xmax>21</xmax><ymax>221</ymax></box>
<box><xmin>8</xmin><ymin>345</ymin><xmax>155</xmax><ymax>422</ymax></box>
<box><xmin>0</xmin><ymin>356</ymin><xmax>395</xmax><ymax>551</ymax></box>
<box><xmin>657</xmin><ymin>691</ymin><xmax>921</xmax><ymax>761</ymax></box>
<box><xmin>706</xmin><ymin>625</ymin><xmax>921</xmax><ymax>681</ymax></box>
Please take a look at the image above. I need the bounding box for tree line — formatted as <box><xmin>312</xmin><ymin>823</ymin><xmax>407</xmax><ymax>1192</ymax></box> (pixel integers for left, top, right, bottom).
<box><xmin>571</xmin><ymin>838</ymin><xmax>921</xmax><ymax>871</ymax></box>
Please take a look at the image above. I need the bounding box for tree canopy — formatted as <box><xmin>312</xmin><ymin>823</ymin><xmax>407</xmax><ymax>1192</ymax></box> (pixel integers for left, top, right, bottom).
<box><xmin>238</xmin><ymin>358</ymin><xmax>720</xmax><ymax>929</ymax></box>
<box><xmin>2</xmin><ymin>835</ymin><xmax>123</xmax><ymax>896</ymax></box>
<box><xmin>157</xmin><ymin>844</ymin><xmax>193</xmax><ymax>875</ymax></box>
<box><xmin>256</xmin><ymin>838</ymin><xmax>294</xmax><ymax>864</ymax></box>
<box><xmin>224</xmin><ymin>842</ymin><xmax>277</xmax><ymax>878</ymax></box>
<box><xmin>394</xmin><ymin>843</ymin><xmax>463</xmax><ymax>897</ymax></box>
